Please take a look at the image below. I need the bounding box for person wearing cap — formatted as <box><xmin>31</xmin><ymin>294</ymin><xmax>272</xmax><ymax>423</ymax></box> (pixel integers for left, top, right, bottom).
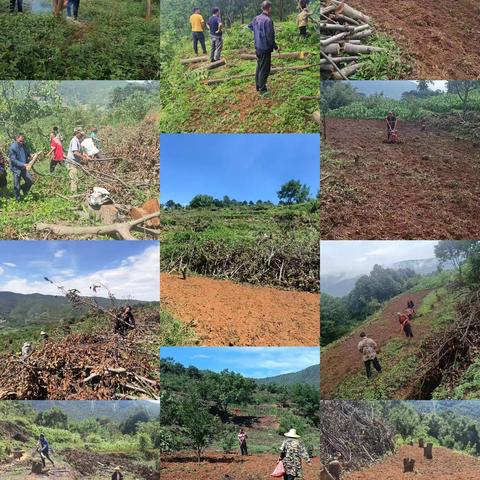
<box><xmin>37</xmin><ymin>434</ymin><xmax>55</xmax><ymax>468</ymax></box>
<box><xmin>278</xmin><ymin>429</ymin><xmax>311</xmax><ymax>479</ymax></box>
<box><xmin>358</xmin><ymin>332</ymin><xmax>382</xmax><ymax>379</ymax></box>
<box><xmin>111</xmin><ymin>466</ymin><xmax>124</xmax><ymax>480</ymax></box>
<box><xmin>189</xmin><ymin>7</ymin><xmax>207</xmax><ymax>55</ymax></box>
<box><xmin>66</xmin><ymin>127</ymin><xmax>90</xmax><ymax>193</ymax></box>
<box><xmin>248</xmin><ymin>1</ymin><xmax>279</xmax><ymax>96</ymax></box>
<box><xmin>398</xmin><ymin>312</ymin><xmax>413</xmax><ymax>339</ymax></box>
<box><xmin>8</xmin><ymin>133</ymin><xmax>33</xmax><ymax>202</ymax></box>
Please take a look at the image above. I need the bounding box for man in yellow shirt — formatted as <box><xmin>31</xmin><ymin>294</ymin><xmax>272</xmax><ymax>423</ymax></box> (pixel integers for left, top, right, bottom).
<box><xmin>189</xmin><ymin>7</ymin><xmax>207</xmax><ymax>55</ymax></box>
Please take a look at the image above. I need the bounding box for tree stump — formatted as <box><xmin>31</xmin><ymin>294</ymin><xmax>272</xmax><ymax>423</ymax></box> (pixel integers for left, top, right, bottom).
<box><xmin>424</xmin><ymin>443</ymin><xmax>433</xmax><ymax>459</ymax></box>
<box><xmin>327</xmin><ymin>460</ymin><xmax>341</xmax><ymax>480</ymax></box>
<box><xmin>418</xmin><ymin>438</ymin><xmax>424</xmax><ymax>448</ymax></box>
<box><xmin>31</xmin><ymin>461</ymin><xmax>43</xmax><ymax>474</ymax></box>
<box><xmin>409</xmin><ymin>441</ymin><xmax>414</xmax><ymax>446</ymax></box>
<box><xmin>403</xmin><ymin>457</ymin><xmax>415</xmax><ymax>472</ymax></box>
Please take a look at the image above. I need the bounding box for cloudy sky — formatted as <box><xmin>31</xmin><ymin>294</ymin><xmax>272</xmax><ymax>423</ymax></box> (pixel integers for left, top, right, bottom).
<box><xmin>321</xmin><ymin>241</ymin><xmax>438</xmax><ymax>277</ymax></box>
<box><xmin>0</xmin><ymin>241</ymin><xmax>159</xmax><ymax>301</ymax></box>
<box><xmin>161</xmin><ymin>347</ymin><xmax>320</xmax><ymax>378</ymax></box>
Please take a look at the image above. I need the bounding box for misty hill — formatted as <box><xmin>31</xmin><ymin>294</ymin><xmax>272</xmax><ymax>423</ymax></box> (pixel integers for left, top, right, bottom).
<box><xmin>27</xmin><ymin>400</ymin><xmax>159</xmax><ymax>422</ymax></box>
<box><xmin>321</xmin><ymin>274</ymin><xmax>361</xmax><ymax>297</ymax></box>
<box><xmin>59</xmin><ymin>81</ymin><xmax>129</xmax><ymax>105</ymax></box>
<box><xmin>0</xmin><ymin>291</ymin><xmax>151</xmax><ymax>328</ymax></box>
<box><xmin>352</xmin><ymin>80</ymin><xmax>418</xmax><ymax>99</ymax></box>
<box><xmin>256</xmin><ymin>364</ymin><xmax>319</xmax><ymax>387</ymax></box>
<box><xmin>391</xmin><ymin>258</ymin><xmax>442</xmax><ymax>275</ymax></box>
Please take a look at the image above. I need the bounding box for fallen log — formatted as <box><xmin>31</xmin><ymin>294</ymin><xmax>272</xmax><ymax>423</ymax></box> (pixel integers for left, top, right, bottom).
<box><xmin>180</xmin><ymin>55</ymin><xmax>208</xmax><ymax>65</ymax></box>
<box><xmin>201</xmin><ymin>59</ymin><xmax>226</xmax><ymax>70</ymax></box>
<box><xmin>343</xmin><ymin>43</ymin><xmax>384</xmax><ymax>54</ymax></box>
<box><xmin>332</xmin><ymin>62</ymin><xmax>361</xmax><ymax>79</ymax></box>
<box><xmin>35</xmin><ymin>212</ymin><xmax>160</xmax><ymax>240</ymax></box>
<box><xmin>320</xmin><ymin>56</ymin><xmax>359</xmax><ymax>64</ymax></box>
<box><xmin>331</xmin><ymin>0</ymin><xmax>371</xmax><ymax>23</ymax></box>
<box><xmin>205</xmin><ymin>63</ymin><xmax>319</xmax><ymax>85</ymax></box>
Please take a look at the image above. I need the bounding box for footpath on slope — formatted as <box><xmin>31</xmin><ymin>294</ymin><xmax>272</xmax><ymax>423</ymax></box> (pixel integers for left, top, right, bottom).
<box><xmin>321</xmin><ymin>290</ymin><xmax>432</xmax><ymax>398</ymax></box>
<box><xmin>321</xmin><ymin>118</ymin><xmax>480</xmax><ymax>239</ymax></box>
<box><xmin>344</xmin><ymin>445</ymin><xmax>480</xmax><ymax>480</ymax></box>
<box><xmin>349</xmin><ymin>0</ymin><xmax>480</xmax><ymax>79</ymax></box>
<box><xmin>161</xmin><ymin>273</ymin><xmax>319</xmax><ymax>346</ymax></box>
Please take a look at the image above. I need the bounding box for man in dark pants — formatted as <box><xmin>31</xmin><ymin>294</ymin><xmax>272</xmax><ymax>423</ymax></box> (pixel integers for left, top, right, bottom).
<box><xmin>8</xmin><ymin>134</ymin><xmax>32</xmax><ymax>202</ymax></box>
<box><xmin>9</xmin><ymin>0</ymin><xmax>23</xmax><ymax>13</ymax></box>
<box><xmin>37</xmin><ymin>434</ymin><xmax>55</xmax><ymax>468</ymax></box>
<box><xmin>67</xmin><ymin>0</ymin><xmax>81</xmax><ymax>21</ymax></box>
<box><xmin>248</xmin><ymin>1</ymin><xmax>278</xmax><ymax>96</ymax></box>
<box><xmin>190</xmin><ymin>7</ymin><xmax>207</xmax><ymax>55</ymax></box>
<box><xmin>357</xmin><ymin>332</ymin><xmax>382</xmax><ymax>379</ymax></box>
<box><xmin>238</xmin><ymin>429</ymin><xmax>248</xmax><ymax>456</ymax></box>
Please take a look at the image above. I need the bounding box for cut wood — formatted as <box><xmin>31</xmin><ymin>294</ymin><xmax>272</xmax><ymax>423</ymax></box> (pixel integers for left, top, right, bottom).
<box><xmin>332</xmin><ymin>62</ymin><xmax>361</xmax><ymax>79</ymax></box>
<box><xmin>201</xmin><ymin>59</ymin><xmax>226</xmax><ymax>70</ymax></box>
<box><xmin>180</xmin><ymin>56</ymin><xmax>208</xmax><ymax>65</ymax></box>
<box><xmin>344</xmin><ymin>43</ymin><xmax>384</xmax><ymax>54</ymax></box>
<box><xmin>331</xmin><ymin>0</ymin><xmax>371</xmax><ymax>23</ymax></box>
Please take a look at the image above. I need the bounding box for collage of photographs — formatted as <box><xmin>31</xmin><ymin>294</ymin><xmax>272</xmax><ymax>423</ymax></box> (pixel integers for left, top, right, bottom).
<box><xmin>0</xmin><ymin>0</ymin><xmax>478</xmax><ymax>479</ymax></box>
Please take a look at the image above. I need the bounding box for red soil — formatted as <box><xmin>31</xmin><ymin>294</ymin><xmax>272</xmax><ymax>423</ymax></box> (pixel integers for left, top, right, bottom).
<box><xmin>161</xmin><ymin>452</ymin><xmax>320</xmax><ymax>480</ymax></box>
<box><xmin>345</xmin><ymin>445</ymin><xmax>480</xmax><ymax>479</ymax></box>
<box><xmin>161</xmin><ymin>273</ymin><xmax>319</xmax><ymax>346</ymax></box>
<box><xmin>321</xmin><ymin>118</ymin><xmax>480</xmax><ymax>239</ymax></box>
<box><xmin>349</xmin><ymin>0</ymin><xmax>480</xmax><ymax>79</ymax></box>
<box><xmin>320</xmin><ymin>289</ymin><xmax>432</xmax><ymax>398</ymax></box>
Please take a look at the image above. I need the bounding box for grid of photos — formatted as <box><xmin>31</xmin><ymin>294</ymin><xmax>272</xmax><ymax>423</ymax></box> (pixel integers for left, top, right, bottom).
<box><xmin>320</xmin><ymin>0</ymin><xmax>480</xmax><ymax>479</ymax></box>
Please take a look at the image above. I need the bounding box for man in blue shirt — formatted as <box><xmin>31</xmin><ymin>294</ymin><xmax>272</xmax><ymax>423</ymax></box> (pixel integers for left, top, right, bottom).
<box><xmin>37</xmin><ymin>433</ymin><xmax>55</xmax><ymax>468</ymax></box>
<box><xmin>207</xmin><ymin>8</ymin><xmax>223</xmax><ymax>62</ymax></box>
<box><xmin>8</xmin><ymin>134</ymin><xmax>33</xmax><ymax>201</ymax></box>
<box><xmin>248</xmin><ymin>1</ymin><xmax>278</xmax><ymax>96</ymax></box>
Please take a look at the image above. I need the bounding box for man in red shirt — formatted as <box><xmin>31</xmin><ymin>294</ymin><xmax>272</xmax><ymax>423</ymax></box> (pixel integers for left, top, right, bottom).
<box><xmin>48</xmin><ymin>129</ymin><xmax>65</xmax><ymax>172</ymax></box>
<box><xmin>398</xmin><ymin>312</ymin><xmax>413</xmax><ymax>339</ymax></box>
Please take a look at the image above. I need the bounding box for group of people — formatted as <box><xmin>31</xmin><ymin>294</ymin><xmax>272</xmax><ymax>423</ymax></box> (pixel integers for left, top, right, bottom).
<box><xmin>357</xmin><ymin>299</ymin><xmax>416</xmax><ymax>379</ymax></box>
<box><xmin>237</xmin><ymin>427</ymin><xmax>310</xmax><ymax>479</ymax></box>
<box><xmin>188</xmin><ymin>1</ymin><xmax>314</xmax><ymax>96</ymax></box>
<box><xmin>0</xmin><ymin>126</ymin><xmax>100</xmax><ymax>201</ymax></box>
<box><xmin>9</xmin><ymin>0</ymin><xmax>82</xmax><ymax>21</ymax></box>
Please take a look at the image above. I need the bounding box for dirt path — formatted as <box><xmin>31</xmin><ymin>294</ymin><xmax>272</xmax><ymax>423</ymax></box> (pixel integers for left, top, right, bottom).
<box><xmin>349</xmin><ymin>0</ymin><xmax>480</xmax><ymax>79</ymax></box>
<box><xmin>161</xmin><ymin>452</ymin><xmax>320</xmax><ymax>480</ymax></box>
<box><xmin>161</xmin><ymin>273</ymin><xmax>319</xmax><ymax>345</ymax></box>
<box><xmin>321</xmin><ymin>118</ymin><xmax>480</xmax><ymax>239</ymax></box>
<box><xmin>344</xmin><ymin>445</ymin><xmax>480</xmax><ymax>479</ymax></box>
<box><xmin>320</xmin><ymin>289</ymin><xmax>432</xmax><ymax>398</ymax></box>
<box><xmin>0</xmin><ymin>453</ymin><xmax>76</xmax><ymax>479</ymax></box>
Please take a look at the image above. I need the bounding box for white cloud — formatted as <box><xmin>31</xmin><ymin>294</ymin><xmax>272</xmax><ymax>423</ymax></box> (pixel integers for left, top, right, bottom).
<box><xmin>0</xmin><ymin>267</ymin><xmax>4</xmax><ymax>275</ymax></box>
<box><xmin>0</xmin><ymin>245</ymin><xmax>159</xmax><ymax>302</ymax></box>
<box><xmin>54</xmin><ymin>250</ymin><xmax>66</xmax><ymax>258</ymax></box>
<box><xmin>3</xmin><ymin>262</ymin><xmax>16</xmax><ymax>268</ymax></box>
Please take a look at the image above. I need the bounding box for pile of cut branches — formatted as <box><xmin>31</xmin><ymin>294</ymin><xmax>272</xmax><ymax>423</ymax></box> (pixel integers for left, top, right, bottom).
<box><xmin>320</xmin><ymin>401</ymin><xmax>395</xmax><ymax>470</ymax></box>
<box><xmin>321</xmin><ymin>0</ymin><xmax>380</xmax><ymax>79</ymax></box>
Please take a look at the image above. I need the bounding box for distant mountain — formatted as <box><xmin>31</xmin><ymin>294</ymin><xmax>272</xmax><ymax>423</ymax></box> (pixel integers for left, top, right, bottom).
<box><xmin>0</xmin><ymin>291</ymin><xmax>150</xmax><ymax>328</ymax></box>
<box><xmin>321</xmin><ymin>274</ymin><xmax>361</xmax><ymax>297</ymax></box>
<box><xmin>351</xmin><ymin>80</ymin><xmax>418</xmax><ymax>99</ymax></box>
<box><xmin>410</xmin><ymin>401</ymin><xmax>480</xmax><ymax>423</ymax></box>
<box><xmin>256</xmin><ymin>364</ymin><xmax>319</xmax><ymax>387</ymax></box>
<box><xmin>390</xmin><ymin>258</ymin><xmax>442</xmax><ymax>275</ymax></box>
<box><xmin>27</xmin><ymin>400</ymin><xmax>159</xmax><ymax>422</ymax></box>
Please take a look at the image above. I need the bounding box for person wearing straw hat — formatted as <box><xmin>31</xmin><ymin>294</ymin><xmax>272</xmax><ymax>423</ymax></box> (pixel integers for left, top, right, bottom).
<box><xmin>111</xmin><ymin>466</ymin><xmax>124</xmax><ymax>480</ymax></box>
<box><xmin>40</xmin><ymin>331</ymin><xmax>50</xmax><ymax>343</ymax></box>
<box><xmin>278</xmin><ymin>429</ymin><xmax>311</xmax><ymax>479</ymax></box>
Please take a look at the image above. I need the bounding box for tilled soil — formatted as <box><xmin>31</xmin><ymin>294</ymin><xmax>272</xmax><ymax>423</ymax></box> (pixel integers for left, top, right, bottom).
<box><xmin>161</xmin><ymin>274</ymin><xmax>320</xmax><ymax>345</ymax></box>
<box><xmin>349</xmin><ymin>0</ymin><xmax>480</xmax><ymax>79</ymax></box>
<box><xmin>320</xmin><ymin>290</ymin><xmax>432</xmax><ymax>398</ymax></box>
<box><xmin>344</xmin><ymin>445</ymin><xmax>480</xmax><ymax>479</ymax></box>
<box><xmin>161</xmin><ymin>452</ymin><xmax>320</xmax><ymax>480</ymax></box>
<box><xmin>321</xmin><ymin>118</ymin><xmax>480</xmax><ymax>239</ymax></box>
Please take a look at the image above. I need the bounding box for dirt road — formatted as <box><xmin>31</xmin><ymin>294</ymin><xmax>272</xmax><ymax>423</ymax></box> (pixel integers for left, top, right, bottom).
<box><xmin>344</xmin><ymin>445</ymin><xmax>480</xmax><ymax>479</ymax></box>
<box><xmin>321</xmin><ymin>118</ymin><xmax>480</xmax><ymax>239</ymax></box>
<box><xmin>320</xmin><ymin>290</ymin><xmax>431</xmax><ymax>398</ymax></box>
<box><xmin>349</xmin><ymin>0</ymin><xmax>480</xmax><ymax>79</ymax></box>
<box><xmin>161</xmin><ymin>452</ymin><xmax>320</xmax><ymax>480</ymax></box>
<box><xmin>161</xmin><ymin>273</ymin><xmax>320</xmax><ymax>345</ymax></box>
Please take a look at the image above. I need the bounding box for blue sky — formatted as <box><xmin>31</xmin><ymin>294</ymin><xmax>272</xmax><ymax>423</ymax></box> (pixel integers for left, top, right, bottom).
<box><xmin>0</xmin><ymin>241</ymin><xmax>159</xmax><ymax>301</ymax></box>
<box><xmin>161</xmin><ymin>134</ymin><xmax>320</xmax><ymax>204</ymax></box>
<box><xmin>161</xmin><ymin>347</ymin><xmax>320</xmax><ymax>378</ymax></box>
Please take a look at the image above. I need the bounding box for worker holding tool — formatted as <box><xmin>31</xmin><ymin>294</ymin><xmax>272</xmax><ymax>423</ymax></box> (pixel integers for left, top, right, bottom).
<box><xmin>37</xmin><ymin>433</ymin><xmax>55</xmax><ymax>468</ymax></box>
<box><xmin>8</xmin><ymin>133</ymin><xmax>33</xmax><ymax>202</ymax></box>
<box><xmin>297</xmin><ymin>0</ymin><xmax>311</xmax><ymax>37</ymax></box>
<box><xmin>66</xmin><ymin>127</ymin><xmax>91</xmax><ymax>194</ymax></box>
<box><xmin>385</xmin><ymin>111</ymin><xmax>398</xmax><ymax>143</ymax></box>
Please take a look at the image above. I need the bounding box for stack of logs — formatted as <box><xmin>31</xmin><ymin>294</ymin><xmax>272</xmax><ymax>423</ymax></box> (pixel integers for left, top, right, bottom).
<box><xmin>321</xmin><ymin>0</ymin><xmax>383</xmax><ymax>79</ymax></box>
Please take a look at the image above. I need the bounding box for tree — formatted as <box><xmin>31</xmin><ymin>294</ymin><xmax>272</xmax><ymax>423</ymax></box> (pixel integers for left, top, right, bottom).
<box><xmin>320</xmin><ymin>293</ymin><xmax>351</xmax><ymax>346</ymax></box>
<box><xmin>121</xmin><ymin>411</ymin><xmax>150</xmax><ymax>434</ymax></box>
<box><xmin>434</xmin><ymin>240</ymin><xmax>473</xmax><ymax>279</ymax></box>
<box><xmin>189</xmin><ymin>194</ymin><xmax>215</xmax><ymax>209</ymax></box>
<box><xmin>35</xmin><ymin>407</ymin><xmax>68</xmax><ymax>429</ymax></box>
<box><xmin>277</xmin><ymin>180</ymin><xmax>310</xmax><ymax>205</ymax></box>
<box><xmin>447</xmin><ymin>81</ymin><xmax>479</xmax><ymax>117</ymax></box>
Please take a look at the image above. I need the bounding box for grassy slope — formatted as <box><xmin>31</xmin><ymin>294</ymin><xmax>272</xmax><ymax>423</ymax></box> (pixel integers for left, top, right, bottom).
<box><xmin>160</xmin><ymin>20</ymin><xmax>319</xmax><ymax>133</ymax></box>
<box><xmin>0</xmin><ymin>0</ymin><xmax>159</xmax><ymax>80</ymax></box>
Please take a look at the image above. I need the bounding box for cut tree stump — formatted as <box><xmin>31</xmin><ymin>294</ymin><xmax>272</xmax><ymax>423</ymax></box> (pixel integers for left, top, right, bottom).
<box><xmin>31</xmin><ymin>461</ymin><xmax>44</xmax><ymax>474</ymax></box>
<box><xmin>424</xmin><ymin>443</ymin><xmax>433</xmax><ymax>459</ymax></box>
<box><xmin>326</xmin><ymin>460</ymin><xmax>341</xmax><ymax>479</ymax></box>
<box><xmin>419</xmin><ymin>438</ymin><xmax>424</xmax><ymax>448</ymax></box>
<box><xmin>403</xmin><ymin>457</ymin><xmax>415</xmax><ymax>472</ymax></box>
<box><xmin>180</xmin><ymin>56</ymin><xmax>208</xmax><ymax>65</ymax></box>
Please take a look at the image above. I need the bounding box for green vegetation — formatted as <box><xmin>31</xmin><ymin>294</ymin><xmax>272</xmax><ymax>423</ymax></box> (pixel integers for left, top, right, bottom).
<box><xmin>0</xmin><ymin>81</ymin><xmax>159</xmax><ymax>239</ymax></box>
<box><xmin>257</xmin><ymin>364</ymin><xmax>319</xmax><ymax>387</ymax></box>
<box><xmin>159</xmin><ymin>308</ymin><xmax>197</xmax><ymax>346</ymax></box>
<box><xmin>0</xmin><ymin>401</ymin><xmax>159</xmax><ymax>479</ymax></box>
<box><xmin>160</xmin><ymin>358</ymin><xmax>319</xmax><ymax>461</ymax></box>
<box><xmin>160</xmin><ymin>0</ymin><xmax>320</xmax><ymax>133</ymax></box>
<box><xmin>0</xmin><ymin>0</ymin><xmax>159</xmax><ymax>80</ymax></box>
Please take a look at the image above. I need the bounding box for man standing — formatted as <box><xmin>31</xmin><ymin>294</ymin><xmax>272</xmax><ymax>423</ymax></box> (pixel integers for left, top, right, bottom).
<box><xmin>0</xmin><ymin>149</ymin><xmax>7</xmax><ymax>198</ymax></box>
<box><xmin>207</xmin><ymin>8</ymin><xmax>223</xmax><ymax>62</ymax></box>
<box><xmin>357</xmin><ymin>332</ymin><xmax>382</xmax><ymax>379</ymax></box>
<box><xmin>190</xmin><ymin>7</ymin><xmax>207</xmax><ymax>56</ymax></box>
<box><xmin>52</xmin><ymin>0</ymin><xmax>64</xmax><ymax>17</ymax></box>
<box><xmin>398</xmin><ymin>312</ymin><xmax>414</xmax><ymax>339</ymax></box>
<box><xmin>111</xmin><ymin>466</ymin><xmax>124</xmax><ymax>480</ymax></box>
<box><xmin>8</xmin><ymin>134</ymin><xmax>33</xmax><ymax>202</ymax></box>
<box><xmin>66</xmin><ymin>0</ymin><xmax>81</xmax><ymax>21</ymax></box>
<box><xmin>9</xmin><ymin>0</ymin><xmax>23</xmax><ymax>14</ymax></box>
<box><xmin>37</xmin><ymin>434</ymin><xmax>55</xmax><ymax>468</ymax></box>
<box><xmin>48</xmin><ymin>130</ymin><xmax>64</xmax><ymax>173</ymax></box>
<box><xmin>248</xmin><ymin>1</ymin><xmax>278</xmax><ymax>96</ymax></box>
<box><xmin>66</xmin><ymin>127</ymin><xmax>88</xmax><ymax>194</ymax></box>
<box><xmin>385</xmin><ymin>111</ymin><xmax>397</xmax><ymax>142</ymax></box>
<box><xmin>297</xmin><ymin>1</ymin><xmax>311</xmax><ymax>38</ymax></box>
<box><xmin>238</xmin><ymin>428</ymin><xmax>248</xmax><ymax>456</ymax></box>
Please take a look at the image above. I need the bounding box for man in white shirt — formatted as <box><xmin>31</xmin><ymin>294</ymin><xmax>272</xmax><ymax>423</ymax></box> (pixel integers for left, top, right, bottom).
<box><xmin>66</xmin><ymin>127</ymin><xmax>90</xmax><ymax>193</ymax></box>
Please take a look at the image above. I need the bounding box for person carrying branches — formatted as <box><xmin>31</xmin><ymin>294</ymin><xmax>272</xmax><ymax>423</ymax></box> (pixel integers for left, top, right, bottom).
<box><xmin>248</xmin><ymin>1</ymin><xmax>278</xmax><ymax>97</ymax></box>
<box><xmin>8</xmin><ymin>133</ymin><xmax>33</xmax><ymax>202</ymax></box>
<box><xmin>190</xmin><ymin>7</ymin><xmax>207</xmax><ymax>56</ymax></box>
<box><xmin>114</xmin><ymin>305</ymin><xmax>136</xmax><ymax>336</ymax></box>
